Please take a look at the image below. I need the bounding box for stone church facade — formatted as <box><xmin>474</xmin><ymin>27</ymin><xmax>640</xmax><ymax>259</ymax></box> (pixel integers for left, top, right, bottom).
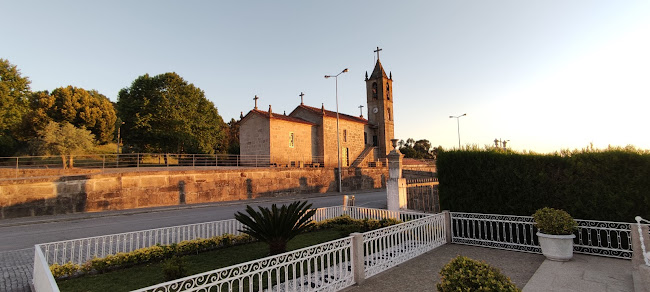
<box><xmin>239</xmin><ymin>59</ymin><xmax>395</xmax><ymax>168</ymax></box>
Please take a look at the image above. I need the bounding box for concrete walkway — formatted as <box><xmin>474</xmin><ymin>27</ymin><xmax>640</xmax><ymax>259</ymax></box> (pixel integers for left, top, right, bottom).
<box><xmin>524</xmin><ymin>254</ymin><xmax>634</xmax><ymax>292</ymax></box>
<box><xmin>343</xmin><ymin>245</ymin><xmax>635</xmax><ymax>292</ymax></box>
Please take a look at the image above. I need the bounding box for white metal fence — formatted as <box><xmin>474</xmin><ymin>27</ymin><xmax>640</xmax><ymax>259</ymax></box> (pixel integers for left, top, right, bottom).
<box><xmin>362</xmin><ymin>213</ymin><xmax>446</xmax><ymax>278</ymax></box>
<box><xmin>39</xmin><ymin>219</ymin><xmax>245</xmax><ymax>266</ymax></box>
<box><xmin>133</xmin><ymin>236</ymin><xmax>355</xmax><ymax>292</ymax></box>
<box><xmin>450</xmin><ymin>212</ymin><xmax>633</xmax><ymax>259</ymax></box>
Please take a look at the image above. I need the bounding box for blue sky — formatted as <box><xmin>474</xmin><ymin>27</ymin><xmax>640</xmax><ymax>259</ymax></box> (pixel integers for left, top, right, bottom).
<box><xmin>3</xmin><ymin>1</ymin><xmax>649</xmax><ymax>153</ymax></box>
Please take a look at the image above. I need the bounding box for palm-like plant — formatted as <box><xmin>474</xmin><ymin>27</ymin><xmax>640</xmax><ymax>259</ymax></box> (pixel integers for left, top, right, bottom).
<box><xmin>235</xmin><ymin>201</ymin><xmax>317</xmax><ymax>255</ymax></box>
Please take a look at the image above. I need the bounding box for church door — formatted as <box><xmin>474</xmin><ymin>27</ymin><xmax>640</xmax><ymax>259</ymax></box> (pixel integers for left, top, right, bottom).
<box><xmin>342</xmin><ymin>148</ymin><xmax>349</xmax><ymax>167</ymax></box>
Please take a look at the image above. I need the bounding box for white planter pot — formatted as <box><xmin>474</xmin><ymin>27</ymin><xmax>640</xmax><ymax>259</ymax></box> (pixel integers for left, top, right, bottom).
<box><xmin>537</xmin><ymin>232</ymin><xmax>575</xmax><ymax>261</ymax></box>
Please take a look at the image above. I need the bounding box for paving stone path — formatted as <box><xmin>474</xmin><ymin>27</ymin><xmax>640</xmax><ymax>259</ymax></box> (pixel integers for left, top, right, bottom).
<box><xmin>0</xmin><ymin>248</ymin><xmax>34</xmax><ymax>292</ymax></box>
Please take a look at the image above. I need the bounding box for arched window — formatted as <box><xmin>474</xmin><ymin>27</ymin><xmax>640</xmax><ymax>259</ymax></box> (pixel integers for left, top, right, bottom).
<box><xmin>386</xmin><ymin>84</ymin><xmax>390</xmax><ymax>100</ymax></box>
<box><xmin>372</xmin><ymin>82</ymin><xmax>378</xmax><ymax>99</ymax></box>
<box><xmin>388</xmin><ymin>108</ymin><xmax>392</xmax><ymax>121</ymax></box>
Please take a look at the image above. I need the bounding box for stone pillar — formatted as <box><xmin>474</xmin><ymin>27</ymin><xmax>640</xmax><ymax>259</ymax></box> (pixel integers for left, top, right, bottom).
<box><xmin>387</xmin><ymin>139</ymin><xmax>406</xmax><ymax>212</ymax></box>
<box><xmin>632</xmin><ymin>222</ymin><xmax>650</xmax><ymax>268</ymax></box>
<box><xmin>351</xmin><ymin>232</ymin><xmax>365</xmax><ymax>285</ymax></box>
<box><xmin>442</xmin><ymin>210</ymin><xmax>452</xmax><ymax>243</ymax></box>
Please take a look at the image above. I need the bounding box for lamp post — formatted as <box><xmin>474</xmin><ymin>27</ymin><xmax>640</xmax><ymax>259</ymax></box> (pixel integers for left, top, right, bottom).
<box><xmin>116</xmin><ymin>122</ymin><xmax>125</xmax><ymax>154</ymax></box>
<box><xmin>449</xmin><ymin>113</ymin><xmax>466</xmax><ymax>148</ymax></box>
<box><xmin>325</xmin><ymin>68</ymin><xmax>348</xmax><ymax>193</ymax></box>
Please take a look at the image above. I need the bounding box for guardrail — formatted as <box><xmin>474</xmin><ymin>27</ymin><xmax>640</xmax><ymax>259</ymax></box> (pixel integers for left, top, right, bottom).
<box><xmin>0</xmin><ymin>153</ymin><xmax>327</xmax><ymax>179</ymax></box>
<box><xmin>450</xmin><ymin>212</ymin><xmax>633</xmax><ymax>259</ymax></box>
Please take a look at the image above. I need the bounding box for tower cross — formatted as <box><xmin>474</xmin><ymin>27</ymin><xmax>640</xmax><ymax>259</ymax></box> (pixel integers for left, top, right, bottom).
<box><xmin>253</xmin><ymin>95</ymin><xmax>259</xmax><ymax>109</ymax></box>
<box><xmin>374</xmin><ymin>47</ymin><xmax>382</xmax><ymax>60</ymax></box>
<box><xmin>358</xmin><ymin>105</ymin><xmax>364</xmax><ymax>118</ymax></box>
<box><xmin>299</xmin><ymin>92</ymin><xmax>305</xmax><ymax>105</ymax></box>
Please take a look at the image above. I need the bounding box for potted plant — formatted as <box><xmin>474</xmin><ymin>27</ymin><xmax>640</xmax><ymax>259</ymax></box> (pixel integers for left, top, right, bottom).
<box><xmin>533</xmin><ymin>207</ymin><xmax>578</xmax><ymax>261</ymax></box>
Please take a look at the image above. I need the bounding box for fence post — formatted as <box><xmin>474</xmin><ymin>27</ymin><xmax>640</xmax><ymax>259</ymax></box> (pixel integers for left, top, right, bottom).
<box><xmin>137</xmin><ymin>153</ymin><xmax>140</xmax><ymax>169</ymax></box>
<box><xmin>215</xmin><ymin>154</ymin><xmax>218</xmax><ymax>168</ymax></box>
<box><xmin>633</xmin><ymin>222</ymin><xmax>650</xmax><ymax>268</ymax></box>
<box><xmin>442</xmin><ymin>210</ymin><xmax>452</xmax><ymax>244</ymax></box>
<box><xmin>15</xmin><ymin>157</ymin><xmax>19</xmax><ymax>178</ymax></box>
<box><xmin>387</xmin><ymin>139</ymin><xmax>405</xmax><ymax>213</ymax></box>
<box><xmin>102</xmin><ymin>155</ymin><xmax>105</xmax><ymax>172</ymax></box>
<box><xmin>192</xmin><ymin>154</ymin><xmax>195</xmax><ymax>168</ymax></box>
<box><xmin>351</xmin><ymin>233</ymin><xmax>365</xmax><ymax>285</ymax></box>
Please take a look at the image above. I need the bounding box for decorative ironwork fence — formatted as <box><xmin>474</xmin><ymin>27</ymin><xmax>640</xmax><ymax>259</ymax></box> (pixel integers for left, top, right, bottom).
<box><xmin>362</xmin><ymin>213</ymin><xmax>446</xmax><ymax>278</ymax></box>
<box><xmin>404</xmin><ymin>178</ymin><xmax>440</xmax><ymax>213</ymax></box>
<box><xmin>450</xmin><ymin>212</ymin><xmax>633</xmax><ymax>259</ymax></box>
<box><xmin>133</xmin><ymin>236</ymin><xmax>355</xmax><ymax>292</ymax></box>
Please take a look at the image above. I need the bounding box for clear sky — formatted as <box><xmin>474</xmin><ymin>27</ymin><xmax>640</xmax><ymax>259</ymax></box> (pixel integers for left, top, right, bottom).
<box><xmin>3</xmin><ymin>0</ymin><xmax>649</xmax><ymax>153</ymax></box>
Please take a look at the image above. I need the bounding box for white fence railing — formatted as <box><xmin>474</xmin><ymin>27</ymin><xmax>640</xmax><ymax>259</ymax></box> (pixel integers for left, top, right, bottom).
<box><xmin>635</xmin><ymin>216</ymin><xmax>650</xmax><ymax>266</ymax></box>
<box><xmin>133</xmin><ymin>236</ymin><xmax>355</xmax><ymax>292</ymax></box>
<box><xmin>450</xmin><ymin>212</ymin><xmax>633</xmax><ymax>259</ymax></box>
<box><xmin>362</xmin><ymin>213</ymin><xmax>446</xmax><ymax>278</ymax></box>
<box><xmin>39</xmin><ymin>219</ymin><xmax>245</xmax><ymax>266</ymax></box>
<box><xmin>34</xmin><ymin>206</ymin><xmax>439</xmax><ymax>292</ymax></box>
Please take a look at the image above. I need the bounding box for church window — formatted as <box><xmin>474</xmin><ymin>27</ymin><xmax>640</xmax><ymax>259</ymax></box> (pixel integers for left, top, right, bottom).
<box><xmin>386</xmin><ymin>84</ymin><xmax>390</xmax><ymax>100</ymax></box>
<box><xmin>289</xmin><ymin>132</ymin><xmax>294</xmax><ymax>148</ymax></box>
<box><xmin>343</xmin><ymin>130</ymin><xmax>347</xmax><ymax>142</ymax></box>
<box><xmin>372</xmin><ymin>82</ymin><xmax>378</xmax><ymax>99</ymax></box>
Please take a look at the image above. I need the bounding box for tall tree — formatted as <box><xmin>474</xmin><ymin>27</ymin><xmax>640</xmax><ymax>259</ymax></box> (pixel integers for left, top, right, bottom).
<box><xmin>117</xmin><ymin>72</ymin><xmax>226</xmax><ymax>154</ymax></box>
<box><xmin>0</xmin><ymin>59</ymin><xmax>31</xmax><ymax>155</ymax></box>
<box><xmin>19</xmin><ymin>87</ymin><xmax>116</xmax><ymax>144</ymax></box>
<box><xmin>399</xmin><ymin>138</ymin><xmax>435</xmax><ymax>159</ymax></box>
<box><xmin>30</xmin><ymin>121</ymin><xmax>95</xmax><ymax>168</ymax></box>
<box><xmin>226</xmin><ymin>118</ymin><xmax>240</xmax><ymax>154</ymax></box>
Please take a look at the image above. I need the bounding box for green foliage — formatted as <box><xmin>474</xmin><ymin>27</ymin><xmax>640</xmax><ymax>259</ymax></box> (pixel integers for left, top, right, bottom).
<box><xmin>235</xmin><ymin>201</ymin><xmax>317</xmax><ymax>255</ymax></box>
<box><xmin>533</xmin><ymin>207</ymin><xmax>577</xmax><ymax>235</ymax></box>
<box><xmin>399</xmin><ymin>138</ymin><xmax>435</xmax><ymax>159</ymax></box>
<box><xmin>0</xmin><ymin>59</ymin><xmax>31</xmax><ymax>137</ymax></box>
<box><xmin>117</xmin><ymin>72</ymin><xmax>227</xmax><ymax>154</ymax></box>
<box><xmin>437</xmin><ymin>147</ymin><xmax>650</xmax><ymax>222</ymax></box>
<box><xmin>437</xmin><ymin>255</ymin><xmax>520</xmax><ymax>292</ymax></box>
<box><xmin>30</xmin><ymin>122</ymin><xmax>95</xmax><ymax>168</ymax></box>
<box><xmin>50</xmin><ymin>233</ymin><xmax>254</xmax><ymax>279</ymax></box>
<box><xmin>309</xmin><ymin>215</ymin><xmax>401</xmax><ymax>236</ymax></box>
<box><xmin>50</xmin><ymin>262</ymin><xmax>81</xmax><ymax>279</ymax></box>
<box><xmin>162</xmin><ymin>256</ymin><xmax>188</xmax><ymax>281</ymax></box>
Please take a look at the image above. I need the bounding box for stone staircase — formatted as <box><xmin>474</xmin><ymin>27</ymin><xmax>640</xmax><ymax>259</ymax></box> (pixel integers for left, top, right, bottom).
<box><xmin>350</xmin><ymin>146</ymin><xmax>377</xmax><ymax>168</ymax></box>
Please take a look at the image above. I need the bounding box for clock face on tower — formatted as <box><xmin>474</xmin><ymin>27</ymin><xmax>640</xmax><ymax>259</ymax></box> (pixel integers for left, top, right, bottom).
<box><xmin>373</xmin><ymin>107</ymin><xmax>378</xmax><ymax>114</ymax></box>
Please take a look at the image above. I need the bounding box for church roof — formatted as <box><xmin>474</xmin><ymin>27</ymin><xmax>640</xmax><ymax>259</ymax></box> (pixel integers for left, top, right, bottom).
<box><xmin>242</xmin><ymin>109</ymin><xmax>316</xmax><ymax>125</ymax></box>
<box><xmin>369</xmin><ymin>59</ymin><xmax>388</xmax><ymax>80</ymax></box>
<box><xmin>295</xmin><ymin>104</ymin><xmax>368</xmax><ymax>124</ymax></box>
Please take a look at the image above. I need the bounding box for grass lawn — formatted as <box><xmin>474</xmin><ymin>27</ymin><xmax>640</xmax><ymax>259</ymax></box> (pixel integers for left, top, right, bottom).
<box><xmin>57</xmin><ymin>229</ymin><xmax>346</xmax><ymax>292</ymax></box>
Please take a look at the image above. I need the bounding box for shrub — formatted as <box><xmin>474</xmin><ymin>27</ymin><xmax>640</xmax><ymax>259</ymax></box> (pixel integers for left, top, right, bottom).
<box><xmin>437</xmin><ymin>255</ymin><xmax>520</xmax><ymax>292</ymax></box>
<box><xmin>235</xmin><ymin>201</ymin><xmax>317</xmax><ymax>255</ymax></box>
<box><xmin>532</xmin><ymin>207</ymin><xmax>577</xmax><ymax>235</ymax></box>
<box><xmin>162</xmin><ymin>256</ymin><xmax>188</xmax><ymax>281</ymax></box>
<box><xmin>50</xmin><ymin>262</ymin><xmax>80</xmax><ymax>278</ymax></box>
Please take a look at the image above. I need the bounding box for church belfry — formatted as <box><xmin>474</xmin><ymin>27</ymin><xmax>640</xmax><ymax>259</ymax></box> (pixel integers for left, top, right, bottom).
<box><xmin>365</xmin><ymin>47</ymin><xmax>395</xmax><ymax>157</ymax></box>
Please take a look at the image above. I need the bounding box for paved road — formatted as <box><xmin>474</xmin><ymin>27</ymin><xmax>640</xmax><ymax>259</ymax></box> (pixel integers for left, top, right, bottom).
<box><xmin>0</xmin><ymin>190</ymin><xmax>387</xmax><ymax>292</ymax></box>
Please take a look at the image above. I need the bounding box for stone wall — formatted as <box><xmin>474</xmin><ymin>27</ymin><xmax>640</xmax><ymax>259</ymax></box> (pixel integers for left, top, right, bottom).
<box><xmin>0</xmin><ymin>167</ymin><xmax>388</xmax><ymax>219</ymax></box>
<box><xmin>239</xmin><ymin>114</ymin><xmax>271</xmax><ymax>156</ymax></box>
<box><xmin>269</xmin><ymin>118</ymin><xmax>316</xmax><ymax>165</ymax></box>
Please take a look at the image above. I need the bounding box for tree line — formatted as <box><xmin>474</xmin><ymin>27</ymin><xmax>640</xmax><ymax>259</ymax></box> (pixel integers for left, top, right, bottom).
<box><xmin>398</xmin><ymin>138</ymin><xmax>437</xmax><ymax>159</ymax></box>
<box><xmin>0</xmin><ymin>58</ymin><xmax>240</xmax><ymax>161</ymax></box>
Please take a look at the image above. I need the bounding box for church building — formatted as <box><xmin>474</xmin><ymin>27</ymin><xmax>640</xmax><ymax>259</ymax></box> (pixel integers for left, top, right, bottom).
<box><xmin>238</xmin><ymin>57</ymin><xmax>395</xmax><ymax>168</ymax></box>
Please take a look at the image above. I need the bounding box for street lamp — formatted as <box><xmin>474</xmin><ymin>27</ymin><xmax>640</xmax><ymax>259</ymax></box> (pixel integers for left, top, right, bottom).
<box><xmin>325</xmin><ymin>68</ymin><xmax>348</xmax><ymax>193</ymax></box>
<box><xmin>117</xmin><ymin>121</ymin><xmax>125</xmax><ymax>154</ymax></box>
<box><xmin>449</xmin><ymin>113</ymin><xmax>467</xmax><ymax>148</ymax></box>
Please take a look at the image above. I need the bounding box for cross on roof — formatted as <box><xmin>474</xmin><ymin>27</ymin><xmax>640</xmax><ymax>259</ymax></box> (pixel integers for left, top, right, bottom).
<box><xmin>299</xmin><ymin>92</ymin><xmax>305</xmax><ymax>105</ymax></box>
<box><xmin>374</xmin><ymin>47</ymin><xmax>382</xmax><ymax>60</ymax></box>
<box><xmin>253</xmin><ymin>95</ymin><xmax>259</xmax><ymax>109</ymax></box>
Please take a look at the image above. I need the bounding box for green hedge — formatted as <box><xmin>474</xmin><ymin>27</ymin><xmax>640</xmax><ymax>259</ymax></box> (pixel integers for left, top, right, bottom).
<box><xmin>436</xmin><ymin>147</ymin><xmax>650</xmax><ymax>222</ymax></box>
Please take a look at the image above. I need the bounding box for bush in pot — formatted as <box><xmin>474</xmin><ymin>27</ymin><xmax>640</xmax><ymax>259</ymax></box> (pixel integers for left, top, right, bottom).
<box><xmin>533</xmin><ymin>207</ymin><xmax>578</xmax><ymax>261</ymax></box>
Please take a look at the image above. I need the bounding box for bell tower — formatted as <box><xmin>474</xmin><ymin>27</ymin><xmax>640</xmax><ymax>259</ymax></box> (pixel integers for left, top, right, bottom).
<box><xmin>365</xmin><ymin>47</ymin><xmax>394</xmax><ymax>157</ymax></box>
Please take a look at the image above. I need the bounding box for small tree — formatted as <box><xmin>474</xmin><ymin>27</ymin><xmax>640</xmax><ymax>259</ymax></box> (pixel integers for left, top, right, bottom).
<box><xmin>31</xmin><ymin>121</ymin><xmax>95</xmax><ymax>168</ymax></box>
<box><xmin>235</xmin><ymin>201</ymin><xmax>317</xmax><ymax>255</ymax></box>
